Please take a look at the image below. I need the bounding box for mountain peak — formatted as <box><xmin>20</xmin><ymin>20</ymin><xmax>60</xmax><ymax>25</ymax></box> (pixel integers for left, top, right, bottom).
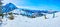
<box><xmin>2</xmin><ymin>3</ymin><xmax>18</xmax><ymax>13</ymax></box>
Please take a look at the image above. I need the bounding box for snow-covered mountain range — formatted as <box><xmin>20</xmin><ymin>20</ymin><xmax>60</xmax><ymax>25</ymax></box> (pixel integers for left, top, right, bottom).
<box><xmin>1</xmin><ymin>3</ymin><xmax>60</xmax><ymax>27</ymax></box>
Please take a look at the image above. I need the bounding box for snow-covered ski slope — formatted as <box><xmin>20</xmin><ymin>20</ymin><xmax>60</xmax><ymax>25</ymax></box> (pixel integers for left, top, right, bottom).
<box><xmin>2</xmin><ymin>9</ymin><xmax>60</xmax><ymax>27</ymax></box>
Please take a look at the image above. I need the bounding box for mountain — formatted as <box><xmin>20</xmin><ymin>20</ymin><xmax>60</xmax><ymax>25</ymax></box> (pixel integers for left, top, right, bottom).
<box><xmin>2</xmin><ymin>3</ymin><xmax>59</xmax><ymax>18</ymax></box>
<box><xmin>2</xmin><ymin>3</ymin><xmax>18</xmax><ymax>13</ymax></box>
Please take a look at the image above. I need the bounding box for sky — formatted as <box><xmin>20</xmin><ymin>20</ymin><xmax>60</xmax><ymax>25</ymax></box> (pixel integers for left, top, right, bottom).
<box><xmin>3</xmin><ymin>0</ymin><xmax>60</xmax><ymax>11</ymax></box>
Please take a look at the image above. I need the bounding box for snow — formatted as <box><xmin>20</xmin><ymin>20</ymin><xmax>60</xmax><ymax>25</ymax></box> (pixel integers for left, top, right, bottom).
<box><xmin>1</xmin><ymin>10</ymin><xmax>60</xmax><ymax>27</ymax></box>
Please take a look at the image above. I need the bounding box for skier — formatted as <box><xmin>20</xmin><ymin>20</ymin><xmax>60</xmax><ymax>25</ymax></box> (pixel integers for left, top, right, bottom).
<box><xmin>44</xmin><ymin>14</ymin><xmax>48</xmax><ymax>19</ymax></box>
<box><xmin>53</xmin><ymin>13</ymin><xmax>55</xmax><ymax>18</ymax></box>
<box><xmin>8</xmin><ymin>12</ymin><xmax>14</xmax><ymax>20</ymax></box>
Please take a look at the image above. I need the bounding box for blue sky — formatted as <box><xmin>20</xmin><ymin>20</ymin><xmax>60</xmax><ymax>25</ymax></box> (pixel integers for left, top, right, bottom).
<box><xmin>3</xmin><ymin>0</ymin><xmax>60</xmax><ymax>11</ymax></box>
